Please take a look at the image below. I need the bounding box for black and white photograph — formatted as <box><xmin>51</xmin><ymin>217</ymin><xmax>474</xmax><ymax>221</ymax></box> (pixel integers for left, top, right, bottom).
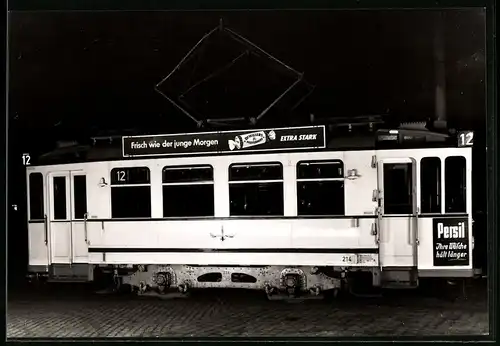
<box><xmin>6</xmin><ymin>4</ymin><xmax>494</xmax><ymax>340</ymax></box>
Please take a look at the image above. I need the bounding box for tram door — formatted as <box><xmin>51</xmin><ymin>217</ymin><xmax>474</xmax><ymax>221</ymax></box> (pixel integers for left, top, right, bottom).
<box><xmin>377</xmin><ymin>158</ymin><xmax>418</xmax><ymax>267</ymax></box>
<box><xmin>47</xmin><ymin>171</ymin><xmax>89</xmax><ymax>264</ymax></box>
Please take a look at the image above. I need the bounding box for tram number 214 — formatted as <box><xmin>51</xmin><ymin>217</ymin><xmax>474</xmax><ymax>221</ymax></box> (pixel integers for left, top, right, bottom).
<box><xmin>341</xmin><ymin>255</ymin><xmax>358</xmax><ymax>264</ymax></box>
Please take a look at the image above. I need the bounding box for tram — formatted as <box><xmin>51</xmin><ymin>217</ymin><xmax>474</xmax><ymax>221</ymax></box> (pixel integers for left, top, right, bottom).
<box><xmin>25</xmin><ymin>122</ymin><xmax>475</xmax><ymax>298</ymax></box>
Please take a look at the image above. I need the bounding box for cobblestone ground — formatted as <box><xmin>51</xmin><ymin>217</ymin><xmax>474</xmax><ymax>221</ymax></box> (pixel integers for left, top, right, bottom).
<box><xmin>7</xmin><ymin>279</ymin><xmax>488</xmax><ymax>338</ymax></box>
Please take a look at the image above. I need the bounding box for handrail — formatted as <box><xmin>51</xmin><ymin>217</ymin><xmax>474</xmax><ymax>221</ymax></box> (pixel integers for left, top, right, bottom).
<box><xmin>414</xmin><ymin>208</ymin><xmax>420</xmax><ymax>246</ymax></box>
<box><xmin>43</xmin><ymin>214</ymin><xmax>48</xmax><ymax>245</ymax></box>
<box><xmin>84</xmin><ymin>212</ymin><xmax>88</xmax><ymax>244</ymax></box>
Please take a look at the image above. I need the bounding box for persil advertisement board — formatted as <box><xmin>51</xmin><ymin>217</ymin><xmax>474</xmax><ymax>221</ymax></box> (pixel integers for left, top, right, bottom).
<box><xmin>122</xmin><ymin>125</ymin><xmax>326</xmax><ymax>157</ymax></box>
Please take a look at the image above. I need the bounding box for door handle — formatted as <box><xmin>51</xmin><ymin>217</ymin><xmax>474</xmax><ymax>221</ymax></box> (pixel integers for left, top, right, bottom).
<box><xmin>43</xmin><ymin>214</ymin><xmax>48</xmax><ymax>245</ymax></box>
<box><xmin>371</xmin><ymin>222</ymin><xmax>379</xmax><ymax>239</ymax></box>
<box><xmin>84</xmin><ymin>212</ymin><xmax>88</xmax><ymax>244</ymax></box>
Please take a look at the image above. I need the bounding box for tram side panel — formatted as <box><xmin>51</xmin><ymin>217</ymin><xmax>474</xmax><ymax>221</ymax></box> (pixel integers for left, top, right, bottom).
<box><xmin>26</xmin><ymin>146</ymin><xmax>475</xmax><ymax>285</ymax></box>
<box><xmin>81</xmin><ymin>151</ymin><xmax>381</xmax><ymax>268</ymax></box>
<box><xmin>86</xmin><ymin>219</ymin><xmax>379</xmax><ymax>267</ymax></box>
<box><xmin>31</xmin><ymin>151</ymin><xmax>386</xmax><ymax>271</ymax></box>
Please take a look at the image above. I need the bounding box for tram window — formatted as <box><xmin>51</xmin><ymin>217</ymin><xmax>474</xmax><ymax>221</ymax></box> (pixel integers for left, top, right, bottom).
<box><xmin>229</xmin><ymin>162</ymin><xmax>284</xmax><ymax>216</ymax></box>
<box><xmin>229</xmin><ymin>162</ymin><xmax>283</xmax><ymax>181</ymax></box>
<box><xmin>53</xmin><ymin>176</ymin><xmax>67</xmax><ymax>220</ymax></box>
<box><xmin>29</xmin><ymin>173</ymin><xmax>44</xmax><ymax>220</ymax></box>
<box><xmin>420</xmin><ymin>157</ymin><xmax>441</xmax><ymax>214</ymax></box>
<box><xmin>445</xmin><ymin>156</ymin><xmax>466</xmax><ymax>213</ymax></box>
<box><xmin>383</xmin><ymin>163</ymin><xmax>413</xmax><ymax>215</ymax></box>
<box><xmin>110</xmin><ymin>167</ymin><xmax>151</xmax><ymax>218</ymax></box>
<box><xmin>162</xmin><ymin>165</ymin><xmax>214</xmax><ymax>217</ymax></box>
<box><xmin>111</xmin><ymin>187</ymin><xmax>151</xmax><ymax>218</ymax></box>
<box><xmin>163</xmin><ymin>165</ymin><xmax>213</xmax><ymax>183</ymax></box>
<box><xmin>111</xmin><ymin>167</ymin><xmax>150</xmax><ymax>185</ymax></box>
<box><xmin>297</xmin><ymin>160</ymin><xmax>344</xmax><ymax>179</ymax></box>
<box><xmin>73</xmin><ymin>175</ymin><xmax>87</xmax><ymax>219</ymax></box>
<box><xmin>297</xmin><ymin>160</ymin><xmax>345</xmax><ymax>216</ymax></box>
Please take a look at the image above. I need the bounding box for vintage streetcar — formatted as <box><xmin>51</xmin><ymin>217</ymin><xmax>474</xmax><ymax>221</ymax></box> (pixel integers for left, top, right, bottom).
<box><xmin>25</xmin><ymin>122</ymin><xmax>476</xmax><ymax>299</ymax></box>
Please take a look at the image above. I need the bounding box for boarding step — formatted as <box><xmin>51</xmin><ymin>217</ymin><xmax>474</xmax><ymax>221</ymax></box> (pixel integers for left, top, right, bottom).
<box><xmin>266</xmin><ymin>293</ymin><xmax>326</xmax><ymax>301</ymax></box>
<box><xmin>47</xmin><ymin>276</ymin><xmax>89</xmax><ymax>283</ymax></box>
<box><xmin>49</xmin><ymin>264</ymin><xmax>92</xmax><ymax>282</ymax></box>
<box><xmin>382</xmin><ymin>282</ymin><xmax>418</xmax><ymax>289</ymax></box>
<box><xmin>381</xmin><ymin>268</ymin><xmax>418</xmax><ymax>289</ymax></box>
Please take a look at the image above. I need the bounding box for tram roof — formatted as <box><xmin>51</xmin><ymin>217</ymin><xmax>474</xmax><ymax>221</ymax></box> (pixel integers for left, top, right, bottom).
<box><xmin>30</xmin><ymin>125</ymin><xmax>471</xmax><ymax>167</ymax></box>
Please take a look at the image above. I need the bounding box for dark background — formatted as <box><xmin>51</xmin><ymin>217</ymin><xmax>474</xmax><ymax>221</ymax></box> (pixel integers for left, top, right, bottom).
<box><xmin>7</xmin><ymin>9</ymin><xmax>487</xmax><ymax>283</ymax></box>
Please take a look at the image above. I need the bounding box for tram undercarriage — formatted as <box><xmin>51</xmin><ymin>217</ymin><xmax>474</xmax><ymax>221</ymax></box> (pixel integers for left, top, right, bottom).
<box><xmin>92</xmin><ymin>264</ymin><xmax>422</xmax><ymax>300</ymax></box>
<box><xmin>96</xmin><ymin>264</ymin><xmax>340</xmax><ymax>299</ymax></box>
<box><xmin>26</xmin><ymin>262</ymin><xmax>480</xmax><ymax>301</ymax></box>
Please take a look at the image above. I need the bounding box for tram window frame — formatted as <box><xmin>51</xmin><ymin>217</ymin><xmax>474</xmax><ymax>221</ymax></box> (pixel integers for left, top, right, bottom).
<box><xmin>29</xmin><ymin>172</ymin><xmax>44</xmax><ymax>220</ymax></box>
<box><xmin>229</xmin><ymin>162</ymin><xmax>284</xmax><ymax>216</ymax></box>
<box><xmin>382</xmin><ymin>162</ymin><xmax>414</xmax><ymax>215</ymax></box>
<box><xmin>111</xmin><ymin>167</ymin><xmax>150</xmax><ymax>185</ymax></box>
<box><xmin>296</xmin><ymin>160</ymin><xmax>346</xmax><ymax>216</ymax></box>
<box><xmin>297</xmin><ymin>160</ymin><xmax>344</xmax><ymax>179</ymax></box>
<box><xmin>110</xmin><ymin>167</ymin><xmax>151</xmax><ymax>218</ymax></box>
<box><xmin>420</xmin><ymin>157</ymin><xmax>441</xmax><ymax>214</ymax></box>
<box><xmin>445</xmin><ymin>156</ymin><xmax>467</xmax><ymax>213</ymax></box>
<box><xmin>73</xmin><ymin>175</ymin><xmax>88</xmax><ymax>220</ymax></box>
<box><xmin>162</xmin><ymin>165</ymin><xmax>215</xmax><ymax>217</ymax></box>
<box><xmin>53</xmin><ymin>176</ymin><xmax>67</xmax><ymax>220</ymax></box>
